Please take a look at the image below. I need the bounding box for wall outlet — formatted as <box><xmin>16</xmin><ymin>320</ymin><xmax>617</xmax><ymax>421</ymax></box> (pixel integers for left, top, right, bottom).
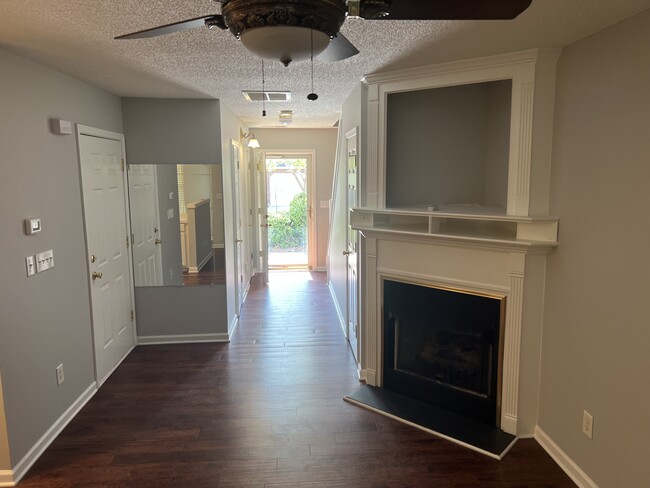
<box><xmin>56</xmin><ymin>364</ymin><xmax>65</xmax><ymax>386</ymax></box>
<box><xmin>582</xmin><ymin>410</ymin><xmax>594</xmax><ymax>439</ymax></box>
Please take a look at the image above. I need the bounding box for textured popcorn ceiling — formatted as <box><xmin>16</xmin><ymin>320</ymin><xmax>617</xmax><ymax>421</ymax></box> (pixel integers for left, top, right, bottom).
<box><xmin>1</xmin><ymin>0</ymin><xmax>649</xmax><ymax>128</ymax></box>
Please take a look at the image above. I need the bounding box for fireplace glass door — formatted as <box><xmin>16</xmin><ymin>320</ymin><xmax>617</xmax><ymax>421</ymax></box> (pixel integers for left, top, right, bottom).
<box><xmin>383</xmin><ymin>279</ymin><xmax>505</xmax><ymax>426</ymax></box>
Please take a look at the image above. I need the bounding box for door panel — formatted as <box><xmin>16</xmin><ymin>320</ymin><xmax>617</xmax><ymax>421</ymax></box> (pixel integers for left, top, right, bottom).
<box><xmin>346</xmin><ymin>129</ymin><xmax>359</xmax><ymax>363</ymax></box>
<box><xmin>79</xmin><ymin>131</ymin><xmax>134</xmax><ymax>384</ymax></box>
<box><xmin>128</xmin><ymin>164</ymin><xmax>162</xmax><ymax>286</ymax></box>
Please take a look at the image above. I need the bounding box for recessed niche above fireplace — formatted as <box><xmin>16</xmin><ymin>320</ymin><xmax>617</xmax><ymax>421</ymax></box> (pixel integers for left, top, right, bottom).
<box><xmin>386</xmin><ymin>80</ymin><xmax>512</xmax><ymax>211</ymax></box>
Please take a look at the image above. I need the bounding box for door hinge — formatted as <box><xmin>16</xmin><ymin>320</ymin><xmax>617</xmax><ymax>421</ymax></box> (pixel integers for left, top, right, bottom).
<box><xmin>259</xmin><ymin>251</ymin><xmax>263</xmax><ymax>257</ymax></box>
<box><xmin>130</xmin><ymin>310</ymin><xmax>134</xmax><ymax>322</ymax></box>
<box><xmin>126</xmin><ymin>235</ymin><xmax>130</xmax><ymax>249</ymax></box>
<box><xmin>121</xmin><ymin>159</ymin><xmax>125</xmax><ymax>172</ymax></box>
<box><xmin>256</xmin><ymin>162</ymin><xmax>262</xmax><ymax>172</ymax></box>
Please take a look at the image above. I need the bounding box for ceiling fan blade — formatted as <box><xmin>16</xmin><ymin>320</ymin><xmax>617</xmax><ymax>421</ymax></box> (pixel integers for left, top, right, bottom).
<box><xmin>115</xmin><ymin>15</ymin><xmax>225</xmax><ymax>40</ymax></box>
<box><xmin>318</xmin><ymin>33</ymin><xmax>360</xmax><ymax>63</ymax></box>
<box><xmin>369</xmin><ymin>0</ymin><xmax>533</xmax><ymax>20</ymax></box>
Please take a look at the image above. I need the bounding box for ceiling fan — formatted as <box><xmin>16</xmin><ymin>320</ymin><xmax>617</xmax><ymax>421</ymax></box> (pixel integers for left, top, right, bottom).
<box><xmin>116</xmin><ymin>0</ymin><xmax>533</xmax><ymax>67</ymax></box>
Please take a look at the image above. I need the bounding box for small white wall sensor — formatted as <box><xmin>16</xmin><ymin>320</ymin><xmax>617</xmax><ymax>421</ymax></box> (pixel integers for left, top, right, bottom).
<box><xmin>25</xmin><ymin>218</ymin><xmax>42</xmax><ymax>235</ymax></box>
<box><xmin>50</xmin><ymin>118</ymin><xmax>73</xmax><ymax>135</ymax></box>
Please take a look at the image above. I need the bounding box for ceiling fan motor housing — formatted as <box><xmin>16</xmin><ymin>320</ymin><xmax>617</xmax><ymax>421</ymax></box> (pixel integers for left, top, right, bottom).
<box><xmin>221</xmin><ymin>0</ymin><xmax>347</xmax><ymax>38</ymax></box>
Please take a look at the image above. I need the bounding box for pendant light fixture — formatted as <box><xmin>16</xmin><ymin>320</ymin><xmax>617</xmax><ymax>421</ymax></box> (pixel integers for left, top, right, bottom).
<box><xmin>307</xmin><ymin>29</ymin><xmax>319</xmax><ymax>101</ymax></box>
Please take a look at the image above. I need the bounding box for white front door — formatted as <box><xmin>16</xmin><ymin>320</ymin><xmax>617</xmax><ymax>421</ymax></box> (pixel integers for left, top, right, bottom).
<box><xmin>78</xmin><ymin>127</ymin><xmax>135</xmax><ymax>385</ymax></box>
<box><xmin>345</xmin><ymin>128</ymin><xmax>359</xmax><ymax>363</ymax></box>
<box><xmin>128</xmin><ymin>164</ymin><xmax>163</xmax><ymax>286</ymax></box>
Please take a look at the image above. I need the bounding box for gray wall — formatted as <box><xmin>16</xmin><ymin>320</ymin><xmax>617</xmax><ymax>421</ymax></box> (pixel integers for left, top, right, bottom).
<box><xmin>134</xmin><ymin>284</ymin><xmax>228</xmax><ymax>338</ymax></box>
<box><xmin>539</xmin><ymin>10</ymin><xmax>650</xmax><ymax>487</ymax></box>
<box><xmin>386</xmin><ymin>81</ymin><xmax>511</xmax><ymax>208</ymax></box>
<box><xmin>0</xmin><ymin>47</ymin><xmax>123</xmax><ymax>465</ymax></box>
<box><xmin>252</xmin><ymin>128</ymin><xmax>338</xmax><ymax>270</ymax></box>
<box><xmin>121</xmin><ymin>98</ymin><xmax>222</xmax><ymax>165</ymax></box>
<box><xmin>121</xmin><ymin>98</ymin><xmax>228</xmax><ymax>338</ymax></box>
<box><xmin>155</xmin><ymin>165</ymin><xmax>183</xmax><ymax>286</ymax></box>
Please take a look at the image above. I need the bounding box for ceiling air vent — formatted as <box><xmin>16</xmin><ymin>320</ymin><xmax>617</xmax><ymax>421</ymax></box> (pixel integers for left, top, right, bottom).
<box><xmin>242</xmin><ymin>91</ymin><xmax>291</xmax><ymax>102</ymax></box>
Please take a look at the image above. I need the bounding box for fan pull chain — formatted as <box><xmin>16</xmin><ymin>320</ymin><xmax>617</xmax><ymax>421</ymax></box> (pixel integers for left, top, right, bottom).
<box><xmin>262</xmin><ymin>59</ymin><xmax>267</xmax><ymax>117</ymax></box>
<box><xmin>308</xmin><ymin>30</ymin><xmax>318</xmax><ymax>101</ymax></box>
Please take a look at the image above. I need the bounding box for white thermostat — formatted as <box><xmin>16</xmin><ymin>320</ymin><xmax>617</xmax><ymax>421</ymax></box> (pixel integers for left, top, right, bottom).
<box><xmin>25</xmin><ymin>218</ymin><xmax>42</xmax><ymax>235</ymax></box>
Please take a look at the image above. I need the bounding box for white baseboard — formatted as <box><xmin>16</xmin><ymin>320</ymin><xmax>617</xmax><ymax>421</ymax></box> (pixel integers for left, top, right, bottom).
<box><xmin>137</xmin><ymin>333</ymin><xmax>229</xmax><ymax>345</ymax></box>
<box><xmin>535</xmin><ymin>426</ymin><xmax>599</xmax><ymax>488</ymax></box>
<box><xmin>327</xmin><ymin>282</ymin><xmax>347</xmax><ymax>337</ymax></box>
<box><xmin>228</xmin><ymin>315</ymin><xmax>239</xmax><ymax>337</ymax></box>
<box><xmin>10</xmin><ymin>382</ymin><xmax>98</xmax><ymax>485</ymax></box>
<box><xmin>98</xmin><ymin>345</ymin><xmax>134</xmax><ymax>387</ymax></box>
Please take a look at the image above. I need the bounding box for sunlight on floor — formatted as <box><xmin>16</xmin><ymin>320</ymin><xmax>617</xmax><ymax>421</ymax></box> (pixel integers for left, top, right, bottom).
<box><xmin>268</xmin><ymin>270</ymin><xmax>315</xmax><ymax>283</ymax></box>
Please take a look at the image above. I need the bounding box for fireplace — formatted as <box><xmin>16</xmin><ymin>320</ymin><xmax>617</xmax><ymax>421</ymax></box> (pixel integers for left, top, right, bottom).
<box><xmin>383</xmin><ymin>279</ymin><xmax>505</xmax><ymax>426</ymax></box>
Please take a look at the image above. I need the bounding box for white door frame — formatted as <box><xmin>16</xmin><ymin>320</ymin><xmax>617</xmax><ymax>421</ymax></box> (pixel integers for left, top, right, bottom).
<box><xmin>261</xmin><ymin>149</ymin><xmax>317</xmax><ymax>270</ymax></box>
<box><xmin>76</xmin><ymin>124</ymin><xmax>137</xmax><ymax>385</ymax></box>
<box><xmin>230</xmin><ymin>139</ymin><xmax>245</xmax><ymax>314</ymax></box>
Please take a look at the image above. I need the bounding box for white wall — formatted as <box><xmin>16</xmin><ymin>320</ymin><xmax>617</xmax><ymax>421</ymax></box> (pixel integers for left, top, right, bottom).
<box><xmin>252</xmin><ymin>128</ymin><xmax>338</xmax><ymax>270</ymax></box>
<box><xmin>0</xmin><ymin>47</ymin><xmax>123</xmax><ymax>468</ymax></box>
<box><xmin>539</xmin><ymin>10</ymin><xmax>650</xmax><ymax>488</ymax></box>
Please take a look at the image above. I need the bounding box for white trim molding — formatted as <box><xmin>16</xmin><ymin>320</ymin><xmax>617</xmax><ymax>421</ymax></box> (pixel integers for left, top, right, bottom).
<box><xmin>9</xmin><ymin>382</ymin><xmax>97</xmax><ymax>485</ymax></box>
<box><xmin>138</xmin><ymin>333</ymin><xmax>229</xmax><ymax>345</ymax></box>
<box><xmin>228</xmin><ymin>315</ymin><xmax>240</xmax><ymax>338</ymax></box>
<box><xmin>535</xmin><ymin>426</ymin><xmax>599</xmax><ymax>488</ymax></box>
<box><xmin>328</xmin><ymin>281</ymin><xmax>347</xmax><ymax>337</ymax></box>
<box><xmin>0</xmin><ymin>471</ymin><xmax>14</xmax><ymax>487</ymax></box>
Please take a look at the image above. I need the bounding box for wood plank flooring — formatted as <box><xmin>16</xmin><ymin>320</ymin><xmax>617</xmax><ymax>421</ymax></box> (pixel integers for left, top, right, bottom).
<box><xmin>19</xmin><ymin>271</ymin><xmax>576</xmax><ymax>487</ymax></box>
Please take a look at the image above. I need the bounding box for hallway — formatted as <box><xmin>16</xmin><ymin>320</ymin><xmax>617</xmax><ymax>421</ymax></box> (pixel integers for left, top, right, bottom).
<box><xmin>17</xmin><ymin>271</ymin><xmax>574</xmax><ymax>487</ymax></box>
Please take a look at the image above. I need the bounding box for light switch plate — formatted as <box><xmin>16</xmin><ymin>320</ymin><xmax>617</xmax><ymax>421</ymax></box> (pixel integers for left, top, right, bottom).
<box><xmin>167</xmin><ymin>208</ymin><xmax>174</xmax><ymax>219</ymax></box>
<box><xmin>26</xmin><ymin>256</ymin><xmax>36</xmax><ymax>276</ymax></box>
<box><xmin>36</xmin><ymin>249</ymin><xmax>54</xmax><ymax>273</ymax></box>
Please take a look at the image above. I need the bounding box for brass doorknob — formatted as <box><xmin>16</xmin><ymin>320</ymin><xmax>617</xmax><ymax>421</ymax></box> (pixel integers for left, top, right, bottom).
<box><xmin>342</xmin><ymin>250</ymin><xmax>351</xmax><ymax>256</ymax></box>
<box><xmin>92</xmin><ymin>271</ymin><xmax>103</xmax><ymax>280</ymax></box>
<box><xmin>155</xmin><ymin>239</ymin><xmax>162</xmax><ymax>245</ymax></box>
<box><xmin>235</xmin><ymin>239</ymin><xmax>243</xmax><ymax>243</ymax></box>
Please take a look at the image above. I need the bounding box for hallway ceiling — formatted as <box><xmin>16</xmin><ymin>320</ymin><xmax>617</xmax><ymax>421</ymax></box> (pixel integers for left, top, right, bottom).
<box><xmin>1</xmin><ymin>1</ymin><xmax>649</xmax><ymax>128</ymax></box>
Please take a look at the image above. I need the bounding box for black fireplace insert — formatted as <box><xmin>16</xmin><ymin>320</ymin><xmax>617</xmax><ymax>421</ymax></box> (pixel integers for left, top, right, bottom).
<box><xmin>383</xmin><ymin>279</ymin><xmax>505</xmax><ymax>426</ymax></box>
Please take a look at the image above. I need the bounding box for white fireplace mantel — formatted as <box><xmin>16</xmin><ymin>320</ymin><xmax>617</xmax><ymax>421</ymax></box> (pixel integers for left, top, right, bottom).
<box><xmin>355</xmin><ymin>49</ymin><xmax>562</xmax><ymax>437</ymax></box>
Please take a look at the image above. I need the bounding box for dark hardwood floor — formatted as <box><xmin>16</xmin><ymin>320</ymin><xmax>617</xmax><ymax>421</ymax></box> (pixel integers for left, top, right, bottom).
<box><xmin>183</xmin><ymin>248</ymin><xmax>226</xmax><ymax>285</ymax></box>
<box><xmin>19</xmin><ymin>271</ymin><xmax>576</xmax><ymax>487</ymax></box>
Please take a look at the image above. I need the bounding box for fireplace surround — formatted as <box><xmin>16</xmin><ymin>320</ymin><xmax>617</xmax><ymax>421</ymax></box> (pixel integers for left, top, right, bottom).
<box><xmin>352</xmin><ymin>49</ymin><xmax>562</xmax><ymax>440</ymax></box>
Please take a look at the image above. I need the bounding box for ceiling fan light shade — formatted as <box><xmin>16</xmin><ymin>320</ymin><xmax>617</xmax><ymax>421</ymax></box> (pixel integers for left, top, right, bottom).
<box><xmin>240</xmin><ymin>26</ymin><xmax>329</xmax><ymax>65</ymax></box>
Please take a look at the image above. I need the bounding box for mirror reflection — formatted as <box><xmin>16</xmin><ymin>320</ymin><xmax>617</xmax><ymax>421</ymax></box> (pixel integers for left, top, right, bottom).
<box><xmin>128</xmin><ymin>163</ymin><xmax>225</xmax><ymax>287</ymax></box>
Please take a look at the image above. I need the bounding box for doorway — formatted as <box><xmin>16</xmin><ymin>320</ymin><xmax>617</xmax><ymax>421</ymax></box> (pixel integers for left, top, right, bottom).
<box><xmin>77</xmin><ymin>125</ymin><xmax>135</xmax><ymax>385</ymax></box>
<box><xmin>265</xmin><ymin>153</ymin><xmax>314</xmax><ymax>270</ymax></box>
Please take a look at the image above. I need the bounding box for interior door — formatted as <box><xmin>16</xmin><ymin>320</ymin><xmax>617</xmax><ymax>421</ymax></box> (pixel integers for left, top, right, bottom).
<box><xmin>257</xmin><ymin>152</ymin><xmax>269</xmax><ymax>283</ymax></box>
<box><xmin>128</xmin><ymin>164</ymin><xmax>163</xmax><ymax>286</ymax></box>
<box><xmin>345</xmin><ymin>128</ymin><xmax>359</xmax><ymax>362</ymax></box>
<box><xmin>78</xmin><ymin>127</ymin><xmax>135</xmax><ymax>385</ymax></box>
<box><xmin>231</xmin><ymin>140</ymin><xmax>245</xmax><ymax>313</ymax></box>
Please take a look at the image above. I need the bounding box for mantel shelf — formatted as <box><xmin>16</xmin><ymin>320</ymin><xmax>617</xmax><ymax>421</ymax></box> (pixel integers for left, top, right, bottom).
<box><xmin>350</xmin><ymin>207</ymin><xmax>559</xmax><ymax>249</ymax></box>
